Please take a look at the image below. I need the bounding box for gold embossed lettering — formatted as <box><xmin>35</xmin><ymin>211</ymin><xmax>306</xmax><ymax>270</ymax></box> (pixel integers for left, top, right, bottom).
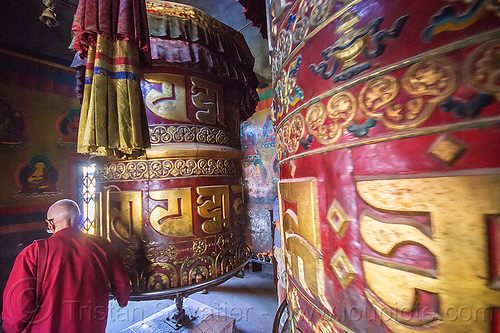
<box><xmin>358</xmin><ymin>174</ymin><xmax>500</xmax><ymax>332</ymax></box>
<box><xmin>196</xmin><ymin>185</ymin><xmax>230</xmax><ymax>234</ymax></box>
<box><xmin>145</xmin><ymin>73</ymin><xmax>188</xmax><ymax>121</ymax></box>
<box><xmin>279</xmin><ymin>178</ymin><xmax>332</xmax><ymax>312</ymax></box>
<box><xmin>191</xmin><ymin>77</ymin><xmax>224</xmax><ymax>126</ymax></box>
<box><xmin>98</xmin><ymin>186</ymin><xmax>143</xmax><ymax>243</ymax></box>
<box><xmin>149</xmin><ymin>188</ymin><xmax>194</xmax><ymax>238</ymax></box>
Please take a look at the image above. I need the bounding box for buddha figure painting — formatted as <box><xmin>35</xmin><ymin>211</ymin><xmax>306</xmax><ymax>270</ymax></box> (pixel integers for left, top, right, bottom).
<box><xmin>15</xmin><ymin>154</ymin><xmax>61</xmax><ymax>199</ymax></box>
<box><xmin>56</xmin><ymin>108</ymin><xmax>80</xmax><ymax>145</ymax></box>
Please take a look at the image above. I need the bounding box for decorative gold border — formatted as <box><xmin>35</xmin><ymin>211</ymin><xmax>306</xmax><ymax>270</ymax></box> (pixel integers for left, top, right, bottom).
<box><xmin>146</xmin><ymin>0</ymin><xmax>196</xmax><ymax>17</ymax></box>
<box><xmin>146</xmin><ymin>232</ymin><xmax>234</xmax><ymax>262</ymax></box>
<box><xmin>276</xmin><ymin>29</ymin><xmax>500</xmax><ymax>131</ymax></box>
<box><xmin>146</xmin><ymin>0</ymin><xmax>242</xmax><ymax>38</ymax></box>
<box><xmin>98</xmin><ymin>157</ymin><xmax>241</xmax><ymax>182</ymax></box>
<box><xmin>149</xmin><ymin>124</ymin><xmax>235</xmax><ymax>147</ymax></box>
<box><xmin>278</xmin><ymin>116</ymin><xmax>500</xmax><ymax>165</ymax></box>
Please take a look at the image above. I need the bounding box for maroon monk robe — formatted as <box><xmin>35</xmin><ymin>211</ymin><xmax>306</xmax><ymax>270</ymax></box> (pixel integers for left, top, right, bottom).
<box><xmin>2</xmin><ymin>227</ymin><xmax>131</xmax><ymax>333</ymax></box>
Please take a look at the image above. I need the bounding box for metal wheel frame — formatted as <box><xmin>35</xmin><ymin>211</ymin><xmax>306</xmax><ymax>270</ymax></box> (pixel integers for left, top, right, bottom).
<box><xmin>273</xmin><ymin>298</ymin><xmax>289</xmax><ymax>333</ymax></box>
<box><xmin>128</xmin><ymin>247</ymin><xmax>252</xmax><ymax>301</ymax></box>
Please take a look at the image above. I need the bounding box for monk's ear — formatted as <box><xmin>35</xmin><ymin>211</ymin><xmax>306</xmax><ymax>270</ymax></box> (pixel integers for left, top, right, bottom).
<box><xmin>75</xmin><ymin>213</ymin><xmax>83</xmax><ymax>228</ymax></box>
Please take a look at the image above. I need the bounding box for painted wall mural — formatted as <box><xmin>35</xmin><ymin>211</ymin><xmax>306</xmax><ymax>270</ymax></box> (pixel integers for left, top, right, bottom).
<box><xmin>241</xmin><ymin>97</ymin><xmax>279</xmax><ymax>204</ymax></box>
<box><xmin>0</xmin><ymin>51</ymin><xmax>82</xmax><ymax>207</ymax></box>
<box><xmin>241</xmin><ymin>88</ymin><xmax>279</xmax><ymax>254</ymax></box>
<box><xmin>0</xmin><ymin>97</ymin><xmax>26</xmax><ymax>146</ymax></box>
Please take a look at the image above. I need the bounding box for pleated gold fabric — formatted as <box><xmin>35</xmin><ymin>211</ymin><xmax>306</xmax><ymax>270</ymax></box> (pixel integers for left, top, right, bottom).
<box><xmin>78</xmin><ymin>35</ymin><xmax>150</xmax><ymax>157</ymax></box>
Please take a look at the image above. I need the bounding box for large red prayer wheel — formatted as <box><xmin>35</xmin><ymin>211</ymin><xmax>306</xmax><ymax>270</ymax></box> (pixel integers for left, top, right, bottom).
<box><xmin>94</xmin><ymin>1</ymin><xmax>258</xmax><ymax>298</ymax></box>
<box><xmin>271</xmin><ymin>0</ymin><xmax>500</xmax><ymax>331</ymax></box>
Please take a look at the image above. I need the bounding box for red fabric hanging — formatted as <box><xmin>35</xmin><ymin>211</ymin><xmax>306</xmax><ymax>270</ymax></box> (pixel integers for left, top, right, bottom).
<box><xmin>237</xmin><ymin>0</ymin><xmax>267</xmax><ymax>39</ymax></box>
<box><xmin>71</xmin><ymin>0</ymin><xmax>151</xmax><ymax>64</ymax></box>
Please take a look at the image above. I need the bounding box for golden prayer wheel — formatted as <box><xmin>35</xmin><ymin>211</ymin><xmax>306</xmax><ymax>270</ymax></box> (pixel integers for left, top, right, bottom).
<box><xmin>270</xmin><ymin>0</ymin><xmax>500</xmax><ymax>332</ymax></box>
<box><xmin>94</xmin><ymin>1</ymin><xmax>258</xmax><ymax>298</ymax></box>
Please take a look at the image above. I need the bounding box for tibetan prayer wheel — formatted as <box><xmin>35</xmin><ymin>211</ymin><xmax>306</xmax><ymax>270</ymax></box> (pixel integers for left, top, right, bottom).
<box><xmin>271</xmin><ymin>0</ymin><xmax>500</xmax><ymax>332</ymax></box>
<box><xmin>95</xmin><ymin>1</ymin><xmax>258</xmax><ymax>298</ymax></box>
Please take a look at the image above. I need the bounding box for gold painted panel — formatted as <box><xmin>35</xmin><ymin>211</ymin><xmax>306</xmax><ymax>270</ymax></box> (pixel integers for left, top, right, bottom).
<box><xmin>144</xmin><ymin>73</ymin><xmax>188</xmax><ymax>122</ymax></box>
<box><xmin>97</xmin><ymin>185</ymin><xmax>144</xmax><ymax>243</ymax></box>
<box><xmin>191</xmin><ymin>77</ymin><xmax>224</xmax><ymax>126</ymax></box>
<box><xmin>149</xmin><ymin>187</ymin><xmax>194</xmax><ymax>238</ymax></box>
<box><xmin>279</xmin><ymin>178</ymin><xmax>332</xmax><ymax>313</ymax></box>
<box><xmin>358</xmin><ymin>174</ymin><xmax>500</xmax><ymax>332</ymax></box>
<box><xmin>279</xmin><ymin>178</ymin><xmax>321</xmax><ymax>249</ymax></box>
<box><xmin>286</xmin><ymin>233</ymin><xmax>324</xmax><ymax>300</ymax></box>
<box><xmin>196</xmin><ymin>185</ymin><xmax>231</xmax><ymax>234</ymax></box>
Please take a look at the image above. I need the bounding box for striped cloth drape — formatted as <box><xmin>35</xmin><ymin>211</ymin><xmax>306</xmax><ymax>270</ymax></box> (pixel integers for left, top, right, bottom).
<box><xmin>71</xmin><ymin>0</ymin><xmax>151</xmax><ymax>157</ymax></box>
<box><xmin>78</xmin><ymin>35</ymin><xmax>150</xmax><ymax>157</ymax></box>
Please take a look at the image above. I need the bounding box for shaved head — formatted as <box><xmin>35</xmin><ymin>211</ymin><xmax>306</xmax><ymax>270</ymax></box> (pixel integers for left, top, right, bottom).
<box><xmin>47</xmin><ymin>199</ymin><xmax>81</xmax><ymax>232</ymax></box>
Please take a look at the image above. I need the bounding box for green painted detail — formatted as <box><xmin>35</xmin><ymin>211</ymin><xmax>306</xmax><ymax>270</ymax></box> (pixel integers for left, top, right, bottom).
<box><xmin>258</xmin><ymin>88</ymin><xmax>273</xmax><ymax>101</ymax></box>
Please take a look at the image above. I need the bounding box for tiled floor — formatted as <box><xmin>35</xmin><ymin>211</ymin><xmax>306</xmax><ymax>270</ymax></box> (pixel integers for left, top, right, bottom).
<box><xmin>106</xmin><ymin>267</ymin><xmax>278</xmax><ymax>333</ymax></box>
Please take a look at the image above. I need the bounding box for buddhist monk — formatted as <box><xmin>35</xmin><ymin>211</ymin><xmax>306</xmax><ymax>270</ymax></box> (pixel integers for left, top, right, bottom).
<box><xmin>2</xmin><ymin>199</ymin><xmax>131</xmax><ymax>332</ymax></box>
